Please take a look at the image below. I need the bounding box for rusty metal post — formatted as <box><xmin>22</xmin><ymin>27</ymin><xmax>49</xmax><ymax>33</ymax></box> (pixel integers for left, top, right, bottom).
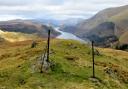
<box><xmin>47</xmin><ymin>29</ymin><xmax>50</xmax><ymax>62</ymax></box>
<box><xmin>92</xmin><ymin>41</ymin><xmax>95</xmax><ymax>78</ymax></box>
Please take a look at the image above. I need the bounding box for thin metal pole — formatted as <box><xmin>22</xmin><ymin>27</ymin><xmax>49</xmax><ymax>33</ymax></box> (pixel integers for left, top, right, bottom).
<box><xmin>92</xmin><ymin>41</ymin><xmax>95</xmax><ymax>78</ymax></box>
<box><xmin>47</xmin><ymin>29</ymin><xmax>50</xmax><ymax>62</ymax></box>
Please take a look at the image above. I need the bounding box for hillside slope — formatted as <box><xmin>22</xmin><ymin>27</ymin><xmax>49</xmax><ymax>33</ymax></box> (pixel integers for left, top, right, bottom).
<box><xmin>76</xmin><ymin>5</ymin><xmax>128</xmax><ymax>34</ymax></box>
<box><xmin>0</xmin><ymin>39</ymin><xmax>128</xmax><ymax>89</ymax></box>
<box><xmin>62</xmin><ymin>5</ymin><xmax>128</xmax><ymax>47</ymax></box>
<box><xmin>0</xmin><ymin>19</ymin><xmax>60</xmax><ymax>38</ymax></box>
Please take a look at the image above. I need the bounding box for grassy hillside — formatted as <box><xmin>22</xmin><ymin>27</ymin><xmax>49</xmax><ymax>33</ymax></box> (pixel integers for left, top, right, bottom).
<box><xmin>119</xmin><ymin>31</ymin><xmax>128</xmax><ymax>44</ymax></box>
<box><xmin>109</xmin><ymin>10</ymin><xmax>128</xmax><ymax>23</ymax></box>
<box><xmin>0</xmin><ymin>30</ymin><xmax>40</xmax><ymax>42</ymax></box>
<box><xmin>0</xmin><ymin>39</ymin><xmax>128</xmax><ymax>89</ymax></box>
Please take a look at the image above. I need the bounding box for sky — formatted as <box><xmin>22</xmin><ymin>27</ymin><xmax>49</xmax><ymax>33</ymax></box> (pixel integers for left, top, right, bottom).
<box><xmin>0</xmin><ymin>0</ymin><xmax>128</xmax><ymax>21</ymax></box>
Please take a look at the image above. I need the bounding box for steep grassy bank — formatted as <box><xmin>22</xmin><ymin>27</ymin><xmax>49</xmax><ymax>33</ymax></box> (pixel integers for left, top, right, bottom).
<box><xmin>0</xmin><ymin>39</ymin><xmax>128</xmax><ymax>89</ymax></box>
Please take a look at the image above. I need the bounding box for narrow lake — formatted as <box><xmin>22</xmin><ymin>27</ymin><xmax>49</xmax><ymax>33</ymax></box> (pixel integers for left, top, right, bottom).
<box><xmin>55</xmin><ymin>27</ymin><xmax>89</xmax><ymax>43</ymax></box>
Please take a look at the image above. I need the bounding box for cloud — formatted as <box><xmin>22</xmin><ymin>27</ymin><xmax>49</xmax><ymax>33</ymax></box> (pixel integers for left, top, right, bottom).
<box><xmin>0</xmin><ymin>15</ymin><xmax>26</xmax><ymax>21</ymax></box>
<box><xmin>0</xmin><ymin>0</ymin><xmax>65</xmax><ymax>6</ymax></box>
<box><xmin>0</xmin><ymin>0</ymin><xmax>128</xmax><ymax>20</ymax></box>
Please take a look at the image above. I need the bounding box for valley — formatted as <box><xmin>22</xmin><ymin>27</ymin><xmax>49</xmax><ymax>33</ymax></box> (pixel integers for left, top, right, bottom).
<box><xmin>0</xmin><ymin>2</ymin><xmax>128</xmax><ymax>89</ymax></box>
<box><xmin>61</xmin><ymin>5</ymin><xmax>128</xmax><ymax>50</ymax></box>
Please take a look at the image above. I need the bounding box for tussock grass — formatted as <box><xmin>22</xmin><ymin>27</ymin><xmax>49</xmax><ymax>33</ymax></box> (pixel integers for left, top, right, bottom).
<box><xmin>0</xmin><ymin>39</ymin><xmax>128</xmax><ymax>89</ymax></box>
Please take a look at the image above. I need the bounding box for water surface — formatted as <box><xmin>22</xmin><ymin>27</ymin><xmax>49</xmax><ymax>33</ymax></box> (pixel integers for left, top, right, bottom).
<box><xmin>55</xmin><ymin>27</ymin><xmax>89</xmax><ymax>43</ymax></box>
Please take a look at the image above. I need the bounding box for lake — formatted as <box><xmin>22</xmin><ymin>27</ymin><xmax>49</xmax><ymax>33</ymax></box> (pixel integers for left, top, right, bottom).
<box><xmin>55</xmin><ymin>27</ymin><xmax>89</xmax><ymax>43</ymax></box>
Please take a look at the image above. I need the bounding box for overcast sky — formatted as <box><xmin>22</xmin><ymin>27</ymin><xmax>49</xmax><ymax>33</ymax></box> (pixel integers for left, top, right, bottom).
<box><xmin>0</xmin><ymin>0</ymin><xmax>128</xmax><ymax>21</ymax></box>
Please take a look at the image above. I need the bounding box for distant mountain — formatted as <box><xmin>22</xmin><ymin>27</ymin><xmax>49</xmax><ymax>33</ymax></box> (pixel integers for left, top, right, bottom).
<box><xmin>33</xmin><ymin>18</ymin><xmax>83</xmax><ymax>27</ymax></box>
<box><xmin>63</xmin><ymin>5</ymin><xmax>128</xmax><ymax>48</ymax></box>
<box><xmin>60</xmin><ymin>18</ymin><xmax>84</xmax><ymax>26</ymax></box>
<box><xmin>59</xmin><ymin>25</ymin><xmax>77</xmax><ymax>33</ymax></box>
<box><xmin>0</xmin><ymin>19</ymin><xmax>60</xmax><ymax>41</ymax></box>
<box><xmin>76</xmin><ymin>5</ymin><xmax>128</xmax><ymax>34</ymax></box>
<box><xmin>59</xmin><ymin>18</ymin><xmax>84</xmax><ymax>35</ymax></box>
<box><xmin>32</xmin><ymin>19</ymin><xmax>60</xmax><ymax>27</ymax></box>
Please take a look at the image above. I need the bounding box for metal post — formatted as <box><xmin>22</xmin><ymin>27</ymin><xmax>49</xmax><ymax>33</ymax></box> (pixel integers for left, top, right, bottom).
<box><xmin>47</xmin><ymin>29</ymin><xmax>50</xmax><ymax>62</ymax></box>
<box><xmin>92</xmin><ymin>41</ymin><xmax>95</xmax><ymax>78</ymax></box>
